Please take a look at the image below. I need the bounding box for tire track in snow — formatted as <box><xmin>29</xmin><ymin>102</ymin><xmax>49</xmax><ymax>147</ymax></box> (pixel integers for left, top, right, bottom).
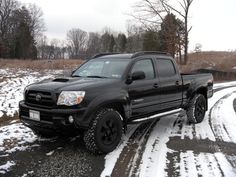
<box><xmin>208</xmin><ymin>91</ymin><xmax>236</xmax><ymax>143</ymax></box>
<box><xmin>168</xmin><ymin>87</ymin><xmax>236</xmax><ymax>177</ymax></box>
<box><xmin>103</xmin><ymin>113</ymin><xmax>185</xmax><ymax>177</ymax></box>
<box><xmin>110</xmin><ymin>120</ymin><xmax>159</xmax><ymax>177</ymax></box>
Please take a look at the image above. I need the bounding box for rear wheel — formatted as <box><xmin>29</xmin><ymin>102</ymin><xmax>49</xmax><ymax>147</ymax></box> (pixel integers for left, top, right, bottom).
<box><xmin>186</xmin><ymin>94</ymin><xmax>207</xmax><ymax>124</ymax></box>
<box><xmin>83</xmin><ymin>108</ymin><xmax>123</xmax><ymax>154</ymax></box>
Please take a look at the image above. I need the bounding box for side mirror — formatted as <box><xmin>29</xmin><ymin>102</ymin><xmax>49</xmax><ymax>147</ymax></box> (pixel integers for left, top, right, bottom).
<box><xmin>132</xmin><ymin>71</ymin><xmax>146</xmax><ymax>81</ymax></box>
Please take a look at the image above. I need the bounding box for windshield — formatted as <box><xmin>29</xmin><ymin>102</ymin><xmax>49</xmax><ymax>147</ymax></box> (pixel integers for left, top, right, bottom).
<box><xmin>72</xmin><ymin>59</ymin><xmax>130</xmax><ymax>79</ymax></box>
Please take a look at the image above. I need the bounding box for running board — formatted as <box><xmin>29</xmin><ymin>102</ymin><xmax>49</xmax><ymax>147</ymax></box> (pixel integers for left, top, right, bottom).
<box><xmin>130</xmin><ymin>108</ymin><xmax>183</xmax><ymax>123</ymax></box>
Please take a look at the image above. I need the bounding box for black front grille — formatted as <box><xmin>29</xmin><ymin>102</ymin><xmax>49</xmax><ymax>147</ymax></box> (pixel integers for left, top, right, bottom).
<box><xmin>26</xmin><ymin>90</ymin><xmax>55</xmax><ymax>108</ymax></box>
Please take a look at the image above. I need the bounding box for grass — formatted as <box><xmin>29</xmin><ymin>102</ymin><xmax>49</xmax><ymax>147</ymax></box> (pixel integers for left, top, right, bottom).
<box><xmin>179</xmin><ymin>51</ymin><xmax>236</xmax><ymax>73</ymax></box>
<box><xmin>0</xmin><ymin>59</ymin><xmax>84</xmax><ymax>70</ymax></box>
<box><xmin>178</xmin><ymin>51</ymin><xmax>236</xmax><ymax>81</ymax></box>
<box><xmin>1</xmin><ymin>51</ymin><xmax>236</xmax><ymax>81</ymax></box>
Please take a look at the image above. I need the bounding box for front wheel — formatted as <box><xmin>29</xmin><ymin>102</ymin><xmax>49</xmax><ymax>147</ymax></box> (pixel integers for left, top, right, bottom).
<box><xmin>83</xmin><ymin>108</ymin><xmax>123</xmax><ymax>154</ymax></box>
<box><xmin>186</xmin><ymin>94</ymin><xmax>207</xmax><ymax>124</ymax></box>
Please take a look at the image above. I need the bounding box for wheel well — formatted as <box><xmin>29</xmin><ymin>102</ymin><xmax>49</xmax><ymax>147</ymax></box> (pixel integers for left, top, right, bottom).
<box><xmin>196</xmin><ymin>87</ymin><xmax>207</xmax><ymax>99</ymax></box>
<box><xmin>100</xmin><ymin>102</ymin><xmax>126</xmax><ymax>121</ymax></box>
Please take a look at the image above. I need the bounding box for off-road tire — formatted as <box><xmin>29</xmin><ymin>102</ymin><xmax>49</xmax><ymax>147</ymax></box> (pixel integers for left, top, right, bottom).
<box><xmin>186</xmin><ymin>94</ymin><xmax>207</xmax><ymax>124</ymax></box>
<box><xmin>83</xmin><ymin>108</ymin><xmax>123</xmax><ymax>154</ymax></box>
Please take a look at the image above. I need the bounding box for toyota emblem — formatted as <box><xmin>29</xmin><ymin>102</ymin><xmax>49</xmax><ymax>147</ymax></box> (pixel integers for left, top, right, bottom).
<box><xmin>36</xmin><ymin>94</ymin><xmax>42</xmax><ymax>102</ymax></box>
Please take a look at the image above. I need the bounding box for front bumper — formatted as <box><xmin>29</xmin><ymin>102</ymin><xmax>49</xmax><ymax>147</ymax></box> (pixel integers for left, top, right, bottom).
<box><xmin>19</xmin><ymin>101</ymin><xmax>88</xmax><ymax>132</ymax></box>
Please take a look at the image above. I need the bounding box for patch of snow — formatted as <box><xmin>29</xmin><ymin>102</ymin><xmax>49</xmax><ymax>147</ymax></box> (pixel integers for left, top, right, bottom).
<box><xmin>21</xmin><ymin>170</ymin><xmax>34</xmax><ymax>177</ymax></box>
<box><xmin>213</xmin><ymin>81</ymin><xmax>236</xmax><ymax>90</ymax></box>
<box><xmin>46</xmin><ymin>150</ymin><xmax>55</xmax><ymax>156</ymax></box>
<box><xmin>10</xmin><ymin>120</ymin><xmax>18</xmax><ymax>124</ymax></box>
<box><xmin>0</xmin><ymin>161</ymin><xmax>15</xmax><ymax>174</ymax></box>
<box><xmin>0</xmin><ymin>154</ymin><xmax>9</xmax><ymax>157</ymax></box>
<box><xmin>0</xmin><ymin>75</ymin><xmax>51</xmax><ymax>117</ymax></box>
<box><xmin>0</xmin><ymin>69</ymin><xmax>62</xmax><ymax>118</ymax></box>
<box><xmin>0</xmin><ymin>123</ymin><xmax>37</xmax><ymax>153</ymax></box>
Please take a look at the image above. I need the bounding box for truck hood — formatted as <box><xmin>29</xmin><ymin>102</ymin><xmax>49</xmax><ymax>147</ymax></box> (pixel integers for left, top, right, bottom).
<box><xmin>27</xmin><ymin>77</ymin><xmax>118</xmax><ymax>92</ymax></box>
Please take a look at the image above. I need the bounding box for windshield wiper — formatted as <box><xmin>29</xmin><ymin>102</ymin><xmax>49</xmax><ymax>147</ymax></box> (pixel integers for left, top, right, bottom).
<box><xmin>86</xmin><ymin>75</ymin><xmax>108</xmax><ymax>78</ymax></box>
<box><xmin>72</xmin><ymin>75</ymin><xmax>82</xmax><ymax>77</ymax></box>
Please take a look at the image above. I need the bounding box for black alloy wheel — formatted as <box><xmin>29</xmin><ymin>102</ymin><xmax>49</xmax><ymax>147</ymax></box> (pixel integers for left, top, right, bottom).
<box><xmin>84</xmin><ymin>108</ymin><xmax>123</xmax><ymax>154</ymax></box>
<box><xmin>99</xmin><ymin>119</ymin><xmax>119</xmax><ymax>146</ymax></box>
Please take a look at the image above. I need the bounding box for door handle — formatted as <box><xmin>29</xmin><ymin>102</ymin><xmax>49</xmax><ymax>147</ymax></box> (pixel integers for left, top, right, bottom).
<box><xmin>153</xmin><ymin>83</ymin><xmax>159</xmax><ymax>88</ymax></box>
<box><xmin>176</xmin><ymin>81</ymin><xmax>180</xmax><ymax>85</ymax></box>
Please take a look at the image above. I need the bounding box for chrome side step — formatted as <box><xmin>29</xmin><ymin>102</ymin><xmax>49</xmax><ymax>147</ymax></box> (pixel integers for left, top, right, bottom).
<box><xmin>130</xmin><ymin>108</ymin><xmax>183</xmax><ymax>123</ymax></box>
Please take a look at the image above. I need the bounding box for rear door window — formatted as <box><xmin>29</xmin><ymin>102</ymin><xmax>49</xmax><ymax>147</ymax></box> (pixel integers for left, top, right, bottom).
<box><xmin>156</xmin><ymin>59</ymin><xmax>176</xmax><ymax>77</ymax></box>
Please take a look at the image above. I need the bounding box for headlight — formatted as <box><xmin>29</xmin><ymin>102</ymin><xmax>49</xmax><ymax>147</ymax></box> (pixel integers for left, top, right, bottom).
<box><xmin>57</xmin><ymin>91</ymin><xmax>85</xmax><ymax>106</ymax></box>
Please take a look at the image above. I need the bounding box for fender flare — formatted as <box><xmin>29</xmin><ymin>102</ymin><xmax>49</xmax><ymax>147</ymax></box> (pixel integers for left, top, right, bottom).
<box><xmin>75</xmin><ymin>92</ymin><xmax>131</xmax><ymax>128</ymax></box>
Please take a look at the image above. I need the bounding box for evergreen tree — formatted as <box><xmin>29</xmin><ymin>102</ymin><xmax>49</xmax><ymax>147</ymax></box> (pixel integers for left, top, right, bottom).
<box><xmin>158</xmin><ymin>13</ymin><xmax>184</xmax><ymax>58</ymax></box>
<box><xmin>109</xmin><ymin>35</ymin><xmax>115</xmax><ymax>52</ymax></box>
<box><xmin>142</xmin><ymin>30</ymin><xmax>159</xmax><ymax>51</ymax></box>
<box><xmin>116</xmin><ymin>33</ymin><xmax>127</xmax><ymax>52</ymax></box>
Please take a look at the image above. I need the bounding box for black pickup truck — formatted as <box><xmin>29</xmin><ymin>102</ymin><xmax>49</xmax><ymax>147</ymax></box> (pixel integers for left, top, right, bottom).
<box><xmin>19</xmin><ymin>51</ymin><xmax>213</xmax><ymax>153</ymax></box>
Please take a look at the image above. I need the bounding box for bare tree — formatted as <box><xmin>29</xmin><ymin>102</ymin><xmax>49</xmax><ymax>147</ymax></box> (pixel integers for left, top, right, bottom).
<box><xmin>87</xmin><ymin>32</ymin><xmax>100</xmax><ymax>56</ymax></box>
<box><xmin>0</xmin><ymin>0</ymin><xmax>18</xmax><ymax>40</ymax></box>
<box><xmin>126</xmin><ymin>22</ymin><xmax>144</xmax><ymax>52</ymax></box>
<box><xmin>27</xmin><ymin>3</ymin><xmax>45</xmax><ymax>40</ymax></box>
<box><xmin>67</xmin><ymin>28</ymin><xmax>88</xmax><ymax>58</ymax></box>
<box><xmin>37</xmin><ymin>34</ymin><xmax>48</xmax><ymax>59</ymax></box>
<box><xmin>132</xmin><ymin>0</ymin><xmax>194</xmax><ymax>64</ymax></box>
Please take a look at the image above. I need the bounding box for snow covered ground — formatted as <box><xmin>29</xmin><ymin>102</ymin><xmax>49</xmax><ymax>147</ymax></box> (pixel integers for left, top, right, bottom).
<box><xmin>101</xmin><ymin>83</ymin><xmax>236</xmax><ymax>177</ymax></box>
<box><xmin>0</xmin><ymin>69</ymin><xmax>62</xmax><ymax>175</ymax></box>
<box><xmin>0</xmin><ymin>69</ymin><xmax>62</xmax><ymax>117</ymax></box>
<box><xmin>0</xmin><ymin>68</ymin><xmax>236</xmax><ymax>176</ymax></box>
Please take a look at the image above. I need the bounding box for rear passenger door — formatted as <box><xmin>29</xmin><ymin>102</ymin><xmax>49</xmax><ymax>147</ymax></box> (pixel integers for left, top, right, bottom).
<box><xmin>155</xmin><ymin>58</ymin><xmax>182</xmax><ymax>110</ymax></box>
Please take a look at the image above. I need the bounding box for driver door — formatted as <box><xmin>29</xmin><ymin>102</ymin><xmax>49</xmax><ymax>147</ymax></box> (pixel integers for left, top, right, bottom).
<box><xmin>128</xmin><ymin>58</ymin><xmax>161</xmax><ymax>118</ymax></box>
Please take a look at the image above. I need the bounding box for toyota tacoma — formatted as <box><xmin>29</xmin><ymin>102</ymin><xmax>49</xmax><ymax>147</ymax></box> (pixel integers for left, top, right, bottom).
<box><xmin>19</xmin><ymin>51</ymin><xmax>214</xmax><ymax>154</ymax></box>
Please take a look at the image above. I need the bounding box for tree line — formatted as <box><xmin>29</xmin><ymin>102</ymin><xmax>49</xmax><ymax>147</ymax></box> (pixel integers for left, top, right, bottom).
<box><xmin>0</xmin><ymin>0</ymin><xmax>193</xmax><ymax>64</ymax></box>
<box><xmin>0</xmin><ymin>0</ymin><xmax>44</xmax><ymax>59</ymax></box>
<box><xmin>37</xmin><ymin>13</ymin><xmax>185</xmax><ymax>61</ymax></box>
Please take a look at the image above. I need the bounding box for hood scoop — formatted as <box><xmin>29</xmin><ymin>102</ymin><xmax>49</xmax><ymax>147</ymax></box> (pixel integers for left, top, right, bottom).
<box><xmin>53</xmin><ymin>78</ymin><xmax>70</xmax><ymax>82</ymax></box>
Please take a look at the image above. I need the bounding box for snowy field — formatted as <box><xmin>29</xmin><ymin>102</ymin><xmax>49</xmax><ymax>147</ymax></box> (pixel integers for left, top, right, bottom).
<box><xmin>0</xmin><ymin>69</ymin><xmax>62</xmax><ymax>175</ymax></box>
<box><xmin>0</xmin><ymin>68</ymin><xmax>236</xmax><ymax>176</ymax></box>
<box><xmin>0</xmin><ymin>68</ymin><xmax>62</xmax><ymax>117</ymax></box>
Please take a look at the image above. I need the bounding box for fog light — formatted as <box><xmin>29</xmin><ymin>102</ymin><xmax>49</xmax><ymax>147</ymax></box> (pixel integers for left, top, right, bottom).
<box><xmin>68</xmin><ymin>116</ymin><xmax>74</xmax><ymax>123</ymax></box>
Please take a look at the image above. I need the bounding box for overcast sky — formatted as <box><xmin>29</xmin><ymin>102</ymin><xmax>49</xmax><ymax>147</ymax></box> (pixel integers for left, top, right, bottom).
<box><xmin>20</xmin><ymin>0</ymin><xmax>236</xmax><ymax>51</ymax></box>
